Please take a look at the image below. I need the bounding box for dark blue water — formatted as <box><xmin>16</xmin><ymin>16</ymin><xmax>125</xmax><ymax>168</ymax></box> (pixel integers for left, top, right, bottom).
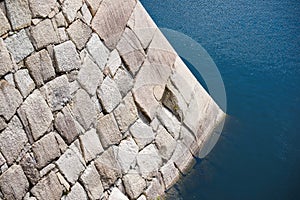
<box><xmin>141</xmin><ymin>0</ymin><xmax>300</xmax><ymax>199</ymax></box>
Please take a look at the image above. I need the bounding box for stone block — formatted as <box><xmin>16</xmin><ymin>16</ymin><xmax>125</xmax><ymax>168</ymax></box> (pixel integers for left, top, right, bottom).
<box><xmin>160</xmin><ymin>161</ymin><xmax>180</xmax><ymax>190</ymax></box>
<box><xmin>0</xmin><ymin>39</ymin><xmax>14</xmax><ymax>77</ymax></box>
<box><xmin>155</xmin><ymin>126</ymin><xmax>176</xmax><ymax>160</ymax></box>
<box><xmin>14</xmin><ymin>69</ymin><xmax>35</xmax><ymax>98</ymax></box>
<box><xmin>157</xmin><ymin>107</ymin><xmax>181</xmax><ymax>140</ymax></box>
<box><xmin>170</xmin><ymin>141</ymin><xmax>195</xmax><ymax>174</ymax></box>
<box><xmin>117</xmin><ymin>137</ymin><xmax>138</xmax><ymax>174</ymax></box>
<box><xmin>20</xmin><ymin>153</ymin><xmax>40</xmax><ymax>185</ymax></box>
<box><xmin>85</xmin><ymin>0</ymin><xmax>102</xmax><ymax>16</ymax></box>
<box><xmin>130</xmin><ymin>119</ymin><xmax>156</xmax><ymax>150</ymax></box>
<box><xmin>61</xmin><ymin>0</ymin><xmax>82</xmax><ymax>23</ymax></box>
<box><xmin>114</xmin><ymin>68</ymin><xmax>134</xmax><ymax>97</ymax></box>
<box><xmin>145</xmin><ymin>177</ymin><xmax>165</xmax><ymax>200</ymax></box>
<box><xmin>0</xmin><ymin>9</ymin><xmax>10</xmax><ymax>36</ymax></box>
<box><xmin>108</xmin><ymin>188</ymin><xmax>129</xmax><ymax>200</ymax></box>
<box><xmin>67</xmin><ymin>19</ymin><xmax>92</xmax><ymax>50</ymax></box>
<box><xmin>29</xmin><ymin>0</ymin><xmax>56</xmax><ymax>18</ymax></box>
<box><xmin>106</xmin><ymin>49</ymin><xmax>121</xmax><ymax>76</ymax></box>
<box><xmin>123</xmin><ymin>173</ymin><xmax>146</xmax><ymax>199</ymax></box>
<box><xmin>5</xmin><ymin>0</ymin><xmax>31</xmax><ymax>30</ymax></box>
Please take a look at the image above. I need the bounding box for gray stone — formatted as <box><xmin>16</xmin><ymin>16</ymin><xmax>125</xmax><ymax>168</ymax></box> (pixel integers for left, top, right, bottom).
<box><xmin>0</xmin><ymin>165</ymin><xmax>29</xmax><ymax>200</ymax></box>
<box><xmin>57</xmin><ymin>27</ymin><xmax>69</xmax><ymax>42</ymax></box>
<box><xmin>14</xmin><ymin>69</ymin><xmax>35</xmax><ymax>98</ymax></box>
<box><xmin>39</xmin><ymin>164</ymin><xmax>55</xmax><ymax>178</ymax></box>
<box><xmin>157</xmin><ymin>107</ymin><xmax>181</xmax><ymax>140</ymax></box>
<box><xmin>108</xmin><ymin>188</ymin><xmax>129</xmax><ymax>200</ymax></box>
<box><xmin>31</xmin><ymin>171</ymin><xmax>63</xmax><ymax>200</ymax></box>
<box><xmin>5</xmin><ymin>0</ymin><xmax>31</xmax><ymax>30</ymax></box>
<box><xmin>4</xmin><ymin>29</ymin><xmax>34</xmax><ymax>63</ymax></box>
<box><xmin>77</xmin><ymin>54</ymin><xmax>103</xmax><ymax>95</ymax></box>
<box><xmin>56</xmin><ymin>172</ymin><xmax>70</xmax><ymax>192</ymax></box>
<box><xmin>67</xmin><ymin>19</ymin><xmax>92</xmax><ymax>50</ymax></box>
<box><xmin>79</xmin><ymin>129</ymin><xmax>104</xmax><ymax>163</ymax></box>
<box><xmin>86</xmin><ymin>33</ymin><xmax>110</xmax><ymax>70</ymax></box>
<box><xmin>0</xmin><ymin>39</ymin><xmax>14</xmax><ymax>77</ymax></box>
<box><xmin>155</xmin><ymin>126</ymin><xmax>176</xmax><ymax>160</ymax></box>
<box><xmin>123</xmin><ymin>173</ymin><xmax>146</xmax><ymax>199</ymax></box>
<box><xmin>0</xmin><ymin>80</ymin><xmax>22</xmax><ymax>121</ymax></box>
<box><xmin>32</xmin><ymin>132</ymin><xmax>61</xmax><ymax>169</ymax></box>
<box><xmin>80</xmin><ymin>163</ymin><xmax>104</xmax><ymax>200</ymax></box>
<box><xmin>114</xmin><ymin>68</ymin><xmax>134</xmax><ymax>97</ymax></box>
<box><xmin>4</xmin><ymin>73</ymin><xmax>14</xmax><ymax>87</ymax></box>
<box><xmin>71</xmin><ymin>89</ymin><xmax>97</xmax><ymax>130</ymax></box>
<box><xmin>55</xmin><ymin>12</ymin><xmax>67</xmax><ymax>27</ymax></box>
<box><xmin>25</xmin><ymin>49</ymin><xmax>55</xmax><ymax>87</ymax></box>
<box><xmin>0</xmin><ymin>116</ymin><xmax>28</xmax><ymax>165</ymax></box>
<box><xmin>30</xmin><ymin>19</ymin><xmax>59</xmax><ymax>49</ymax></box>
<box><xmin>20</xmin><ymin>153</ymin><xmax>40</xmax><ymax>185</ymax></box>
<box><xmin>136</xmin><ymin>144</ymin><xmax>162</xmax><ymax>178</ymax></box>
<box><xmin>160</xmin><ymin>161</ymin><xmax>180</xmax><ymax>190</ymax></box>
<box><xmin>106</xmin><ymin>49</ymin><xmax>121</xmax><ymax>76</ymax></box>
<box><xmin>137</xmin><ymin>195</ymin><xmax>147</xmax><ymax>200</ymax></box>
<box><xmin>56</xmin><ymin>145</ymin><xmax>86</xmax><ymax>184</ymax></box>
<box><xmin>29</xmin><ymin>0</ymin><xmax>56</xmax><ymax>18</ymax></box>
<box><xmin>0</xmin><ymin>9</ymin><xmax>10</xmax><ymax>36</ymax></box>
<box><xmin>116</xmin><ymin>28</ymin><xmax>145</xmax><ymax>75</ymax></box>
<box><xmin>81</xmin><ymin>4</ymin><xmax>92</xmax><ymax>24</ymax></box>
<box><xmin>150</xmin><ymin>117</ymin><xmax>160</xmax><ymax>132</ymax></box>
<box><xmin>62</xmin><ymin>0</ymin><xmax>82</xmax><ymax>23</ymax></box>
<box><xmin>54</xmin><ymin>40</ymin><xmax>81</xmax><ymax>72</ymax></box>
<box><xmin>170</xmin><ymin>141</ymin><xmax>195</xmax><ymax>174</ymax></box>
<box><xmin>130</xmin><ymin>119</ymin><xmax>156</xmax><ymax>150</ymax></box>
<box><xmin>96</xmin><ymin>114</ymin><xmax>122</xmax><ymax>149</ymax></box>
<box><xmin>91</xmin><ymin>0</ymin><xmax>136</xmax><ymax>49</ymax></box>
<box><xmin>85</xmin><ymin>0</ymin><xmax>102</xmax><ymax>16</ymax></box>
<box><xmin>40</xmin><ymin>75</ymin><xmax>71</xmax><ymax>111</ymax></box>
<box><xmin>18</xmin><ymin>90</ymin><xmax>53</xmax><ymax>141</ymax></box>
<box><xmin>114</xmin><ymin>93</ymin><xmax>138</xmax><ymax>133</ymax></box>
<box><xmin>145</xmin><ymin>177</ymin><xmax>165</xmax><ymax>200</ymax></box>
<box><xmin>97</xmin><ymin>77</ymin><xmax>122</xmax><ymax>113</ymax></box>
<box><xmin>180</xmin><ymin>126</ymin><xmax>199</xmax><ymax>156</ymax></box>
<box><xmin>0</xmin><ymin>117</ymin><xmax>7</xmax><ymax>131</ymax></box>
<box><xmin>64</xmin><ymin>182</ymin><xmax>87</xmax><ymax>200</ymax></box>
<box><xmin>117</xmin><ymin>137</ymin><xmax>138</xmax><ymax>174</ymax></box>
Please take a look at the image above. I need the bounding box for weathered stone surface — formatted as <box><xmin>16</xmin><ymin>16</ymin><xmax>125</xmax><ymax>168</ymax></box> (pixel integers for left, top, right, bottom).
<box><xmin>85</xmin><ymin>0</ymin><xmax>102</xmax><ymax>16</ymax></box>
<box><xmin>40</xmin><ymin>75</ymin><xmax>70</xmax><ymax>111</ymax></box>
<box><xmin>116</xmin><ymin>28</ymin><xmax>146</xmax><ymax>75</ymax></box>
<box><xmin>30</xmin><ymin>19</ymin><xmax>59</xmax><ymax>49</ymax></box>
<box><xmin>96</xmin><ymin>114</ymin><xmax>122</xmax><ymax>149</ymax></box>
<box><xmin>62</xmin><ymin>0</ymin><xmax>82</xmax><ymax>23</ymax></box>
<box><xmin>57</xmin><ymin>27</ymin><xmax>69</xmax><ymax>42</ymax></box>
<box><xmin>155</xmin><ymin>126</ymin><xmax>176</xmax><ymax>160</ymax></box>
<box><xmin>0</xmin><ymin>117</ymin><xmax>7</xmax><ymax>131</ymax></box>
<box><xmin>71</xmin><ymin>89</ymin><xmax>97</xmax><ymax>130</ymax></box>
<box><xmin>0</xmin><ymin>165</ymin><xmax>29</xmax><ymax>200</ymax></box>
<box><xmin>55</xmin><ymin>106</ymin><xmax>80</xmax><ymax>145</ymax></box>
<box><xmin>97</xmin><ymin>77</ymin><xmax>122</xmax><ymax>113</ymax></box>
<box><xmin>4</xmin><ymin>29</ymin><xmax>34</xmax><ymax>63</ymax></box>
<box><xmin>0</xmin><ymin>39</ymin><xmax>14</xmax><ymax>77</ymax></box>
<box><xmin>18</xmin><ymin>90</ymin><xmax>53</xmax><ymax>141</ymax></box>
<box><xmin>117</xmin><ymin>137</ymin><xmax>138</xmax><ymax>174</ymax></box>
<box><xmin>31</xmin><ymin>171</ymin><xmax>63</xmax><ymax>200</ymax></box>
<box><xmin>114</xmin><ymin>68</ymin><xmax>134</xmax><ymax>97</ymax></box>
<box><xmin>5</xmin><ymin>0</ymin><xmax>31</xmax><ymax>30</ymax></box>
<box><xmin>77</xmin><ymin>54</ymin><xmax>103</xmax><ymax>95</ymax></box>
<box><xmin>145</xmin><ymin>177</ymin><xmax>165</xmax><ymax>200</ymax></box>
<box><xmin>91</xmin><ymin>0</ymin><xmax>136</xmax><ymax>49</ymax></box>
<box><xmin>80</xmin><ymin>163</ymin><xmax>104</xmax><ymax>200</ymax></box>
<box><xmin>180</xmin><ymin>126</ymin><xmax>199</xmax><ymax>156</ymax></box>
<box><xmin>67</xmin><ymin>19</ymin><xmax>92</xmax><ymax>50</ymax></box>
<box><xmin>0</xmin><ymin>80</ymin><xmax>22</xmax><ymax>121</ymax></box>
<box><xmin>81</xmin><ymin>4</ymin><xmax>92</xmax><ymax>24</ymax></box>
<box><xmin>20</xmin><ymin>153</ymin><xmax>40</xmax><ymax>185</ymax></box>
<box><xmin>106</xmin><ymin>49</ymin><xmax>121</xmax><ymax>76</ymax></box>
<box><xmin>64</xmin><ymin>182</ymin><xmax>88</xmax><ymax>200</ymax></box>
<box><xmin>25</xmin><ymin>49</ymin><xmax>55</xmax><ymax>87</ymax></box>
<box><xmin>79</xmin><ymin>129</ymin><xmax>104</xmax><ymax>163</ymax></box>
<box><xmin>114</xmin><ymin>93</ymin><xmax>138</xmax><ymax>133</ymax></box>
<box><xmin>109</xmin><ymin>188</ymin><xmax>129</xmax><ymax>200</ymax></box>
<box><xmin>14</xmin><ymin>69</ymin><xmax>35</xmax><ymax>98</ymax></box>
<box><xmin>160</xmin><ymin>161</ymin><xmax>180</xmax><ymax>190</ymax></box>
<box><xmin>170</xmin><ymin>141</ymin><xmax>195</xmax><ymax>174</ymax></box>
<box><xmin>0</xmin><ymin>10</ymin><xmax>10</xmax><ymax>36</ymax></box>
<box><xmin>56</xmin><ymin>172</ymin><xmax>70</xmax><ymax>192</ymax></box>
<box><xmin>137</xmin><ymin>195</ymin><xmax>147</xmax><ymax>200</ymax></box>
<box><xmin>0</xmin><ymin>116</ymin><xmax>28</xmax><ymax>165</ymax></box>
<box><xmin>54</xmin><ymin>40</ymin><xmax>81</xmax><ymax>72</ymax></box>
<box><xmin>94</xmin><ymin>147</ymin><xmax>122</xmax><ymax>188</ymax></box>
<box><xmin>29</xmin><ymin>0</ymin><xmax>56</xmax><ymax>18</ymax></box>
<box><xmin>55</xmin><ymin>12</ymin><xmax>67</xmax><ymax>27</ymax></box>
<box><xmin>136</xmin><ymin>144</ymin><xmax>162</xmax><ymax>178</ymax></box>
<box><xmin>56</xmin><ymin>145</ymin><xmax>86</xmax><ymax>184</ymax></box>
<box><xmin>123</xmin><ymin>173</ymin><xmax>146</xmax><ymax>199</ymax></box>
<box><xmin>130</xmin><ymin>119</ymin><xmax>156</xmax><ymax>150</ymax></box>
<box><xmin>86</xmin><ymin>33</ymin><xmax>110</xmax><ymax>70</ymax></box>
<box><xmin>32</xmin><ymin>132</ymin><xmax>61</xmax><ymax>169</ymax></box>
<box><xmin>39</xmin><ymin>164</ymin><xmax>55</xmax><ymax>178</ymax></box>
<box><xmin>157</xmin><ymin>107</ymin><xmax>181</xmax><ymax>140</ymax></box>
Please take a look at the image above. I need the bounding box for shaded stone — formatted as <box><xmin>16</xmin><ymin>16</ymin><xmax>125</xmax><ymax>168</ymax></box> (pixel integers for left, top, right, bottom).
<box><xmin>160</xmin><ymin>161</ymin><xmax>180</xmax><ymax>190</ymax></box>
<box><xmin>39</xmin><ymin>164</ymin><xmax>55</xmax><ymax>178</ymax></box>
<box><xmin>64</xmin><ymin>182</ymin><xmax>87</xmax><ymax>200</ymax></box>
<box><xmin>67</xmin><ymin>19</ymin><xmax>92</xmax><ymax>50</ymax></box>
<box><xmin>123</xmin><ymin>173</ymin><xmax>146</xmax><ymax>199</ymax></box>
<box><xmin>170</xmin><ymin>141</ymin><xmax>195</xmax><ymax>174</ymax></box>
<box><xmin>116</xmin><ymin>28</ymin><xmax>145</xmax><ymax>75</ymax></box>
<box><xmin>77</xmin><ymin>54</ymin><xmax>103</xmax><ymax>95</ymax></box>
<box><xmin>155</xmin><ymin>126</ymin><xmax>176</xmax><ymax>160</ymax></box>
<box><xmin>0</xmin><ymin>80</ymin><xmax>22</xmax><ymax>121</ymax></box>
<box><xmin>14</xmin><ymin>69</ymin><xmax>35</xmax><ymax>98</ymax></box>
<box><xmin>0</xmin><ymin>9</ymin><xmax>10</xmax><ymax>36</ymax></box>
<box><xmin>29</xmin><ymin>0</ymin><xmax>56</xmax><ymax>18</ymax></box>
<box><xmin>0</xmin><ymin>39</ymin><xmax>14</xmax><ymax>77</ymax></box>
<box><xmin>55</xmin><ymin>12</ymin><xmax>67</xmax><ymax>27</ymax></box>
<box><xmin>54</xmin><ymin>40</ymin><xmax>81</xmax><ymax>72</ymax></box>
<box><xmin>96</xmin><ymin>114</ymin><xmax>122</xmax><ymax>149</ymax></box>
<box><xmin>136</xmin><ymin>144</ymin><xmax>162</xmax><ymax>178</ymax></box>
<box><xmin>40</xmin><ymin>75</ymin><xmax>71</xmax><ymax>111</ymax></box>
<box><xmin>130</xmin><ymin>119</ymin><xmax>155</xmax><ymax>150</ymax></box>
<box><xmin>0</xmin><ymin>165</ymin><xmax>29</xmax><ymax>200</ymax></box>
<box><xmin>180</xmin><ymin>126</ymin><xmax>199</xmax><ymax>156</ymax></box>
<box><xmin>79</xmin><ymin>129</ymin><xmax>104</xmax><ymax>163</ymax></box>
<box><xmin>108</xmin><ymin>188</ymin><xmax>129</xmax><ymax>200</ymax></box>
<box><xmin>30</xmin><ymin>19</ymin><xmax>59</xmax><ymax>49</ymax></box>
<box><xmin>0</xmin><ymin>116</ymin><xmax>28</xmax><ymax>165</ymax></box>
<box><xmin>114</xmin><ymin>93</ymin><xmax>138</xmax><ymax>133</ymax></box>
<box><xmin>56</xmin><ymin>145</ymin><xmax>86</xmax><ymax>184</ymax></box>
<box><xmin>81</xmin><ymin>4</ymin><xmax>92</xmax><ymax>24</ymax></box>
<box><xmin>0</xmin><ymin>117</ymin><xmax>7</xmax><ymax>131</ymax></box>
<box><xmin>94</xmin><ymin>147</ymin><xmax>122</xmax><ymax>189</ymax></box>
<box><xmin>117</xmin><ymin>137</ymin><xmax>138</xmax><ymax>174</ymax></box>
<box><xmin>157</xmin><ymin>107</ymin><xmax>181</xmax><ymax>139</ymax></box>
<box><xmin>114</xmin><ymin>68</ymin><xmax>134</xmax><ymax>97</ymax></box>
<box><xmin>71</xmin><ymin>89</ymin><xmax>97</xmax><ymax>130</ymax></box>
<box><xmin>32</xmin><ymin>132</ymin><xmax>61</xmax><ymax>169</ymax></box>
<box><xmin>85</xmin><ymin>0</ymin><xmax>102</xmax><ymax>16</ymax></box>
<box><xmin>91</xmin><ymin>0</ymin><xmax>136</xmax><ymax>49</ymax></box>
<box><xmin>18</xmin><ymin>90</ymin><xmax>53</xmax><ymax>141</ymax></box>
<box><xmin>80</xmin><ymin>163</ymin><xmax>104</xmax><ymax>200</ymax></box>
<box><xmin>5</xmin><ymin>0</ymin><xmax>31</xmax><ymax>30</ymax></box>
<box><xmin>20</xmin><ymin>153</ymin><xmax>40</xmax><ymax>185</ymax></box>
<box><xmin>106</xmin><ymin>49</ymin><xmax>121</xmax><ymax>76</ymax></box>
<box><xmin>31</xmin><ymin>171</ymin><xmax>63</xmax><ymax>200</ymax></box>
<box><xmin>86</xmin><ymin>33</ymin><xmax>110</xmax><ymax>70</ymax></box>
<box><xmin>97</xmin><ymin>77</ymin><xmax>122</xmax><ymax>113</ymax></box>
<box><xmin>4</xmin><ymin>29</ymin><xmax>34</xmax><ymax>63</ymax></box>
<box><xmin>62</xmin><ymin>0</ymin><xmax>82</xmax><ymax>23</ymax></box>
<box><xmin>145</xmin><ymin>177</ymin><xmax>165</xmax><ymax>200</ymax></box>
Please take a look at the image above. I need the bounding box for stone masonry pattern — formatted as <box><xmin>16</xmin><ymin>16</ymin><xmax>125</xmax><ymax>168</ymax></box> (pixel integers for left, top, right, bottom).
<box><xmin>0</xmin><ymin>0</ymin><xmax>225</xmax><ymax>199</ymax></box>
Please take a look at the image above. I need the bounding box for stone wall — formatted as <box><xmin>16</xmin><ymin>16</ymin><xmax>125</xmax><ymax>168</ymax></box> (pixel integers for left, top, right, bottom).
<box><xmin>0</xmin><ymin>0</ymin><xmax>225</xmax><ymax>199</ymax></box>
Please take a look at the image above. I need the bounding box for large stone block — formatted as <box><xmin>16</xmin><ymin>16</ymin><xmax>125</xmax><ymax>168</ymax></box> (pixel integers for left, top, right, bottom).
<box><xmin>123</xmin><ymin>173</ymin><xmax>146</xmax><ymax>199</ymax></box>
<box><xmin>145</xmin><ymin>177</ymin><xmax>165</xmax><ymax>200</ymax></box>
<box><xmin>157</xmin><ymin>107</ymin><xmax>181</xmax><ymax>140</ymax></box>
<box><xmin>0</xmin><ymin>9</ymin><xmax>10</xmax><ymax>36</ymax></box>
<box><xmin>155</xmin><ymin>126</ymin><xmax>176</xmax><ymax>160</ymax></box>
<box><xmin>106</xmin><ymin>49</ymin><xmax>121</xmax><ymax>76</ymax></box>
<box><xmin>160</xmin><ymin>161</ymin><xmax>180</xmax><ymax>190</ymax></box>
<box><xmin>29</xmin><ymin>0</ymin><xmax>56</xmax><ymax>18</ymax></box>
<box><xmin>20</xmin><ymin>153</ymin><xmax>40</xmax><ymax>185</ymax></box>
<box><xmin>14</xmin><ymin>69</ymin><xmax>36</xmax><ymax>98</ymax></box>
<box><xmin>170</xmin><ymin>141</ymin><xmax>195</xmax><ymax>174</ymax></box>
<box><xmin>0</xmin><ymin>39</ymin><xmax>13</xmax><ymax>77</ymax></box>
<box><xmin>5</xmin><ymin>0</ymin><xmax>31</xmax><ymax>30</ymax></box>
<box><xmin>67</xmin><ymin>19</ymin><xmax>92</xmax><ymax>50</ymax></box>
<box><xmin>130</xmin><ymin>119</ymin><xmax>156</xmax><ymax>150</ymax></box>
<box><xmin>62</xmin><ymin>0</ymin><xmax>82</xmax><ymax>23</ymax></box>
<box><xmin>114</xmin><ymin>68</ymin><xmax>134</xmax><ymax>97</ymax></box>
<box><xmin>117</xmin><ymin>137</ymin><xmax>138</xmax><ymax>174</ymax></box>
